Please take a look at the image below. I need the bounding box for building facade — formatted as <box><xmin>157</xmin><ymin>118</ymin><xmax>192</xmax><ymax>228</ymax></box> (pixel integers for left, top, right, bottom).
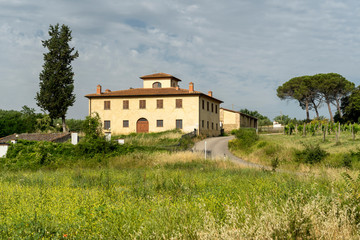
<box><xmin>85</xmin><ymin>73</ymin><xmax>223</xmax><ymax>136</ymax></box>
<box><xmin>220</xmin><ymin>108</ymin><xmax>258</xmax><ymax>132</ymax></box>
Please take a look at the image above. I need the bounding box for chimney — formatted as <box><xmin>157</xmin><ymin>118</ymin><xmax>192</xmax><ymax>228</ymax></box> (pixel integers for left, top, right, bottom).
<box><xmin>189</xmin><ymin>82</ymin><xmax>194</xmax><ymax>93</ymax></box>
<box><xmin>176</xmin><ymin>86</ymin><xmax>179</xmax><ymax>90</ymax></box>
<box><xmin>208</xmin><ymin>91</ymin><xmax>213</xmax><ymax>97</ymax></box>
<box><xmin>97</xmin><ymin>85</ymin><xmax>102</xmax><ymax>94</ymax></box>
<box><xmin>105</xmin><ymin>89</ymin><xmax>111</xmax><ymax>93</ymax></box>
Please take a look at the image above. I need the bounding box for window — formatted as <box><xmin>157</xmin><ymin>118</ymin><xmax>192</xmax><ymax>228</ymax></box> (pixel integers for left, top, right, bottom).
<box><xmin>211</xmin><ymin>103</ymin><xmax>214</xmax><ymax>112</ymax></box>
<box><xmin>212</xmin><ymin>122</ymin><xmax>214</xmax><ymax>129</ymax></box>
<box><xmin>216</xmin><ymin>123</ymin><xmax>218</xmax><ymax>130</ymax></box>
<box><xmin>176</xmin><ymin>99</ymin><xmax>182</xmax><ymax>108</ymax></box>
<box><xmin>176</xmin><ymin>119</ymin><xmax>183</xmax><ymax>129</ymax></box>
<box><xmin>207</xmin><ymin>102</ymin><xmax>209</xmax><ymax>111</ymax></box>
<box><xmin>157</xmin><ymin>120</ymin><xmax>163</xmax><ymax>127</ymax></box>
<box><xmin>157</xmin><ymin>99</ymin><xmax>163</xmax><ymax>109</ymax></box>
<box><xmin>104</xmin><ymin>101</ymin><xmax>110</xmax><ymax>110</ymax></box>
<box><xmin>207</xmin><ymin>121</ymin><xmax>209</xmax><ymax>129</ymax></box>
<box><xmin>152</xmin><ymin>82</ymin><xmax>162</xmax><ymax>88</ymax></box>
<box><xmin>215</xmin><ymin>105</ymin><xmax>218</xmax><ymax>114</ymax></box>
<box><xmin>202</xmin><ymin>120</ymin><xmax>204</xmax><ymax>128</ymax></box>
<box><xmin>202</xmin><ymin>100</ymin><xmax>204</xmax><ymax>109</ymax></box>
<box><xmin>139</xmin><ymin>100</ymin><xmax>146</xmax><ymax>109</ymax></box>
<box><xmin>171</xmin><ymin>81</ymin><xmax>176</xmax><ymax>87</ymax></box>
<box><xmin>123</xmin><ymin>120</ymin><xmax>129</xmax><ymax>128</ymax></box>
<box><xmin>123</xmin><ymin>100</ymin><xmax>129</xmax><ymax>109</ymax></box>
<box><xmin>104</xmin><ymin>120</ymin><xmax>110</xmax><ymax>130</ymax></box>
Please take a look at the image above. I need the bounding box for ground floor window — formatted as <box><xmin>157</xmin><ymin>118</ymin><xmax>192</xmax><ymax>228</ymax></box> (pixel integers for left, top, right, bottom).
<box><xmin>202</xmin><ymin>120</ymin><xmax>204</xmax><ymax>128</ymax></box>
<box><xmin>123</xmin><ymin>120</ymin><xmax>129</xmax><ymax>128</ymax></box>
<box><xmin>157</xmin><ymin>120</ymin><xmax>163</xmax><ymax>127</ymax></box>
<box><xmin>104</xmin><ymin>120</ymin><xmax>110</xmax><ymax>130</ymax></box>
<box><xmin>216</xmin><ymin>123</ymin><xmax>218</xmax><ymax>130</ymax></box>
<box><xmin>212</xmin><ymin>122</ymin><xmax>214</xmax><ymax>129</ymax></box>
<box><xmin>176</xmin><ymin>119</ymin><xmax>183</xmax><ymax>129</ymax></box>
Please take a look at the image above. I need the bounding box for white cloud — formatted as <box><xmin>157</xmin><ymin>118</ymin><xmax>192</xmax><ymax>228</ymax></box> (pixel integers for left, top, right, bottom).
<box><xmin>1</xmin><ymin>0</ymin><xmax>360</xmax><ymax>120</ymax></box>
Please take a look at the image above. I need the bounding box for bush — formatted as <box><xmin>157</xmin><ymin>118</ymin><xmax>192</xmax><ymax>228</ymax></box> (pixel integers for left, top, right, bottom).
<box><xmin>342</xmin><ymin>154</ymin><xmax>352</xmax><ymax>169</ymax></box>
<box><xmin>294</xmin><ymin>144</ymin><xmax>328</xmax><ymax>164</ymax></box>
<box><xmin>233</xmin><ymin>128</ymin><xmax>259</xmax><ymax>147</ymax></box>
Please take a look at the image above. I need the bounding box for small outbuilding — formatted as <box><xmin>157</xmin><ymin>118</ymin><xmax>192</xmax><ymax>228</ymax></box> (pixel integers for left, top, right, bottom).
<box><xmin>0</xmin><ymin>143</ymin><xmax>10</xmax><ymax>158</ymax></box>
<box><xmin>220</xmin><ymin>108</ymin><xmax>258</xmax><ymax>132</ymax></box>
<box><xmin>0</xmin><ymin>133</ymin><xmax>71</xmax><ymax>144</ymax></box>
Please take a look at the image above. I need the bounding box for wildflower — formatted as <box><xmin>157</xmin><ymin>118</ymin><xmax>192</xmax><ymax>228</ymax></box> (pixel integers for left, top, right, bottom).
<box><xmin>63</xmin><ymin>234</ymin><xmax>68</xmax><ymax>237</ymax></box>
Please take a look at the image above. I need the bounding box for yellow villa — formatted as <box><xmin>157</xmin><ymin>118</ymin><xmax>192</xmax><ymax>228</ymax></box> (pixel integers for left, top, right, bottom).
<box><xmin>85</xmin><ymin>73</ymin><xmax>223</xmax><ymax>136</ymax></box>
<box><xmin>220</xmin><ymin>108</ymin><xmax>258</xmax><ymax>132</ymax></box>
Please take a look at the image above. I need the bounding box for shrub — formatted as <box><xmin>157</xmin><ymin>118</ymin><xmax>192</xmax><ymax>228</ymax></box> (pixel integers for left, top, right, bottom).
<box><xmin>297</xmin><ymin>125</ymin><xmax>303</xmax><ymax>133</ymax></box>
<box><xmin>294</xmin><ymin>144</ymin><xmax>328</xmax><ymax>164</ymax></box>
<box><xmin>233</xmin><ymin>128</ymin><xmax>258</xmax><ymax>147</ymax></box>
<box><xmin>82</xmin><ymin>112</ymin><xmax>103</xmax><ymax>140</ymax></box>
<box><xmin>342</xmin><ymin>154</ymin><xmax>353</xmax><ymax>169</ymax></box>
<box><xmin>271</xmin><ymin>157</ymin><xmax>279</xmax><ymax>171</ymax></box>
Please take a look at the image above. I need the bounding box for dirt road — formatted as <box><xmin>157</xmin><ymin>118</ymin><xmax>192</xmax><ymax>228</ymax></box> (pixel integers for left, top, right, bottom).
<box><xmin>193</xmin><ymin>136</ymin><xmax>266</xmax><ymax>169</ymax></box>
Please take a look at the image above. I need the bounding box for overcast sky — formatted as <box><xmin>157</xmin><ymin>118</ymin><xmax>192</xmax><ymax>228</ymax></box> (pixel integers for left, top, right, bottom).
<box><xmin>1</xmin><ymin>0</ymin><xmax>360</xmax><ymax>121</ymax></box>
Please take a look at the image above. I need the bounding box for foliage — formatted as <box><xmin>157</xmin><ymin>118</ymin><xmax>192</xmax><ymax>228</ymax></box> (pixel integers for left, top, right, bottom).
<box><xmin>82</xmin><ymin>112</ymin><xmax>103</xmax><ymax>140</ymax></box>
<box><xmin>53</xmin><ymin>118</ymin><xmax>85</xmax><ymax>132</ymax></box>
<box><xmin>341</xmin><ymin>172</ymin><xmax>360</xmax><ymax>224</ymax></box>
<box><xmin>294</xmin><ymin>144</ymin><xmax>328</xmax><ymax>164</ymax></box>
<box><xmin>239</xmin><ymin>108</ymin><xmax>272</xmax><ymax>126</ymax></box>
<box><xmin>233</xmin><ymin>128</ymin><xmax>259</xmax><ymax>146</ymax></box>
<box><xmin>277</xmin><ymin>73</ymin><xmax>355</xmax><ymax>122</ymax></box>
<box><xmin>2</xmin><ymin>129</ymin><xmax>192</xmax><ymax>170</ymax></box>
<box><xmin>3</xmin><ymin>139</ymin><xmax>140</xmax><ymax>170</ymax></box>
<box><xmin>271</xmin><ymin>157</ymin><xmax>280</xmax><ymax>171</ymax></box>
<box><xmin>0</xmin><ymin>106</ymin><xmax>45</xmax><ymax>137</ymax></box>
<box><xmin>35</xmin><ymin>23</ymin><xmax>79</xmax><ymax>131</ymax></box>
<box><xmin>277</xmin><ymin>75</ymin><xmax>320</xmax><ymax>121</ymax></box>
<box><xmin>341</xmin><ymin>86</ymin><xmax>360</xmax><ymax>123</ymax></box>
<box><xmin>229</xmin><ymin>128</ymin><xmax>259</xmax><ymax>153</ymax></box>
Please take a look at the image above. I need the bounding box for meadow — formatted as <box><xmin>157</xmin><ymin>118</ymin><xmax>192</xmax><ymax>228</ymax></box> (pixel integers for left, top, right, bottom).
<box><xmin>230</xmin><ymin>128</ymin><xmax>360</xmax><ymax>172</ymax></box>
<box><xmin>1</xmin><ymin>130</ymin><xmax>360</xmax><ymax>239</ymax></box>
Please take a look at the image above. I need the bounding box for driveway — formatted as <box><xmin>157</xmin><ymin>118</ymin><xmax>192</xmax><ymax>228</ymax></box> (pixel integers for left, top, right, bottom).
<box><xmin>193</xmin><ymin>136</ymin><xmax>267</xmax><ymax>169</ymax></box>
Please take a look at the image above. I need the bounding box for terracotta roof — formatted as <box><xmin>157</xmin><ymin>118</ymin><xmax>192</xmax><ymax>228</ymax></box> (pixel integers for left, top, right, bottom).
<box><xmin>85</xmin><ymin>87</ymin><xmax>223</xmax><ymax>103</ymax></box>
<box><xmin>0</xmin><ymin>133</ymin><xmax>71</xmax><ymax>143</ymax></box>
<box><xmin>140</xmin><ymin>72</ymin><xmax>182</xmax><ymax>82</ymax></box>
<box><xmin>220</xmin><ymin>107</ymin><xmax>258</xmax><ymax>120</ymax></box>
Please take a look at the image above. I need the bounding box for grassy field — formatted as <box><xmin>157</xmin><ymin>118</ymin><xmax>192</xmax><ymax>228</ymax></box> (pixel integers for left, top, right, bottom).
<box><xmin>1</xmin><ymin>151</ymin><xmax>360</xmax><ymax>239</ymax></box>
<box><xmin>230</xmin><ymin>131</ymin><xmax>360</xmax><ymax>171</ymax></box>
<box><xmin>1</xmin><ymin>130</ymin><xmax>360</xmax><ymax>239</ymax></box>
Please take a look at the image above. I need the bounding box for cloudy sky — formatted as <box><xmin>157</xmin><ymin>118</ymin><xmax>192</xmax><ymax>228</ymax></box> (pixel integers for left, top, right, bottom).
<box><xmin>1</xmin><ymin>0</ymin><xmax>360</xmax><ymax>121</ymax></box>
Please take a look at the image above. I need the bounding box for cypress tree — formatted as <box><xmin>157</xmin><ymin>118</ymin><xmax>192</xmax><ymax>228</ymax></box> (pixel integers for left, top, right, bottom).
<box><xmin>36</xmin><ymin>23</ymin><xmax>79</xmax><ymax>132</ymax></box>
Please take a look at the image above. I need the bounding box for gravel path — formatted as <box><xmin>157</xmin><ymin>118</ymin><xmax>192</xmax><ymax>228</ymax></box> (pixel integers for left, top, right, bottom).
<box><xmin>193</xmin><ymin>136</ymin><xmax>267</xmax><ymax>169</ymax></box>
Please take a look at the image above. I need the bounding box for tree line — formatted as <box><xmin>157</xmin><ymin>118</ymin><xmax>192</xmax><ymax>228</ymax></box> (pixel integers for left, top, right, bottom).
<box><xmin>277</xmin><ymin>73</ymin><xmax>357</xmax><ymax>123</ymax></box>
<box><xmin>0</xmin><ymin>106</ymin><xmax>84</xmax><ymax>138</ymax></box>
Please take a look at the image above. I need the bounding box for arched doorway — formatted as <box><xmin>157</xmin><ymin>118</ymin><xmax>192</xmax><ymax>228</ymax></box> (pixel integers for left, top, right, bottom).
<box><xmin>136</xmin><ymin>118</ymin><xmax>149</xmax><ymax>133</ymax></box>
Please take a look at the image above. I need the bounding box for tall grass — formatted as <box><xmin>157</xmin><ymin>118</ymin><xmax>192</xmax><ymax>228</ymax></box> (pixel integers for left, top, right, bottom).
<box><xmin>0</xmin><ymin>152</ymin><xmax>359</xmax><ymax>238</ymax></box>
<box><xmin>230</xmin><ymin>132</ymin><xmax>360</xmax><ymax>171</ymax></box>
<box><xmin>113</xmin><ymin>129</ymin><xmax>183</xmax><ymax>146</ymax></box>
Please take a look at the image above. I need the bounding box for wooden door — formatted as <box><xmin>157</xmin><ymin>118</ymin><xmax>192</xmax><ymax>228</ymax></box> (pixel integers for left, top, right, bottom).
<box><xmin>137</xmin><ymin>118</ymin><xmax>149</xmax><ymax>133</ymax></box>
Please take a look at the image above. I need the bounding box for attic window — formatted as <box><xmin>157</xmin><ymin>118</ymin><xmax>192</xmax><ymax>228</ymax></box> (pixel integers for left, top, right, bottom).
<box><xmin>152</xmin><ymin>82</ymin><xmax>162</xmax><ymax>88</ymax></box>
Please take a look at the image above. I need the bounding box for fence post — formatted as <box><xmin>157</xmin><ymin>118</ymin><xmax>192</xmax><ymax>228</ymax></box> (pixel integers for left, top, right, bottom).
<box><xmin>205</xmin><ymin>141</ymin><xmax>207</xmax><ymax>160</ymax></box>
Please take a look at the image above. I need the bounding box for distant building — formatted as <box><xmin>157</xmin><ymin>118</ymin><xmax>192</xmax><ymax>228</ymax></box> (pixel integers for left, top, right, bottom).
<box><xmin>0</xmin><ymin>133</ymin><xmax>71</xmax><ymax>158</ymax></box>
<box><xmin>85</xmin><ymin>73</ymin><xmax>223</xmax><ymax>136</ymax></box>
<box><xmin>273</xmin><ymin>121</ymin><xmax>282</xmax><ymax>128</ymax></box>
<box><xmin>0</xmin><ymin>133</ymin><xmax>71</xmax><ymax>144</ymax></box>
<box><xmin>220</xmin><ymin>108</ymin><xmax>258</xmax><ymax>132</ymax></box>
